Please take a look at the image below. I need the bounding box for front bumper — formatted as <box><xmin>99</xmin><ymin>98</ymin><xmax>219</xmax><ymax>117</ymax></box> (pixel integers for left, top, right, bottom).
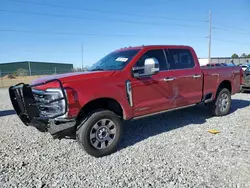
<box><xmin>241</xmin><ymin>85</ymin><xmax>250</xmax><ymax>92</ymax></box>
<box><xmin>9</xmin><ymin>79</ymin><xmax>76</xmax><ymax>138</ymax></box>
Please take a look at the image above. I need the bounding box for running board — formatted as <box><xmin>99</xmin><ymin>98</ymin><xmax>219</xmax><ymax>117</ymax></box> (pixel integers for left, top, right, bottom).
<box><xmin>132</xmin><ymin>104</ymin><xmax>196</xmax><ymax>120</ymax></box>
<box><xmin>202</xmin><ymin>93</ymin><xmax>214</xmax><ymax>103</ymax></box>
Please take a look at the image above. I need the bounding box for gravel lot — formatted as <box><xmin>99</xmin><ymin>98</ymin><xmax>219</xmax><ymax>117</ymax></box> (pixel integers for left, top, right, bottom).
<box><xmin>1</xmin><ymin>88</ymin><xmax>250</xmax><ymax>188</ymax></box>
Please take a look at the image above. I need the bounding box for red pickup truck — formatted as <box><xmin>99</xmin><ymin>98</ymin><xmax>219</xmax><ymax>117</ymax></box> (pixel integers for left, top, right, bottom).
<box><xmin>9</xmin><ymin>45</ymin><xmax>243</xmax><ymax>157</ymax></box>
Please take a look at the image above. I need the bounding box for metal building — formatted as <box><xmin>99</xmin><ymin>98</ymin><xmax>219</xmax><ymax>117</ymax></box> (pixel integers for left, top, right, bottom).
<box><xmin>0</xmin><ymin>61</ymin><xmax>73</xmax><ymax>76</ymax></box>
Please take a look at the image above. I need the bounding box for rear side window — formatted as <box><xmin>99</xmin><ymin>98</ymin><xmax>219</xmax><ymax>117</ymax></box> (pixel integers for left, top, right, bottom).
<box><xmin>166</xmin><ymin>49</ymin><xmax>195</xmax><ymax>70</ymax></box>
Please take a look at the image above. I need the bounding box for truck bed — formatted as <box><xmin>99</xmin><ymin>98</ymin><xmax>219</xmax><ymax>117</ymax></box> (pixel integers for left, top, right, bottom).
<box><xmin>201</xmin><ymin>66</ymin><xmax>242</xmax><ymax>100</ymax></box>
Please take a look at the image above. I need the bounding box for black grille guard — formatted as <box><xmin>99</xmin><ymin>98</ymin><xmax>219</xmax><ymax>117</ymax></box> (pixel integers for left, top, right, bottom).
<box><xmin>9</xmin><ymin>79</ymin><xmax>68</xmax><ymax>124</ymax></box>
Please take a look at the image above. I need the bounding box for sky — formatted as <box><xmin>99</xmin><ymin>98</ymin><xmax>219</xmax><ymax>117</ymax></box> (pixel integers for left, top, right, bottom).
<box><xmin>0</xmin><ymin>0</ymin><xmax>250</xmax><ymax>68</ymax></box>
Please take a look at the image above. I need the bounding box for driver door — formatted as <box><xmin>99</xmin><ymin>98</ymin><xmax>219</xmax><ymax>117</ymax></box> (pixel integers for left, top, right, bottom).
<box><xmin>131</xmin><ymin>49</ymin><xmax>175</xmax><ymax>117</ymax></box>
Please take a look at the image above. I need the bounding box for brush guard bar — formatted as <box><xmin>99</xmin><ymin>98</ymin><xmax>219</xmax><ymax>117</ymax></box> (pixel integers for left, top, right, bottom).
<box><xmin>9</xmin><ymin>79</ymin><xmax>68</xmax><ymax>125</ymax></box>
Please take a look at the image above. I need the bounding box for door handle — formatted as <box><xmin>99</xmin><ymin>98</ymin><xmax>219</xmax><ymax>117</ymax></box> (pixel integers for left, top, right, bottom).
<box><xmin>193</xmin><ymin>74</ymin><xmax>201</xmax><ymax>78</ymax></box>
<box><xmin>211</xmin><ymin>73</ymin><xmax>219</xmax><ymax>76</ymax></box>
<box><xmin>163</xmin><ymin>77</ymin><xmax>175</xmax><ymax>82</ymax></box>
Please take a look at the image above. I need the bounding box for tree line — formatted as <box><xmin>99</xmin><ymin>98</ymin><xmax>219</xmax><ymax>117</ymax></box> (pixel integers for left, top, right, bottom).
<box><xmin>231</xmin><ymin>53</ymin><xmax>250</xmax><ymax>58</ymax></box>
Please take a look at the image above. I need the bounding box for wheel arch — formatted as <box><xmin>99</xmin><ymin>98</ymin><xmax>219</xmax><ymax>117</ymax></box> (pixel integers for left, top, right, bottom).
<box><xmin>216</xmin><ymin>80</ymin><xmax>232</xmax><ymax>96</ymax></box>
<box><xmin>76</xmin><ymin>97</ymin><xmax>124</xmax><ymax>124</ymax></box>
<box><xmin>211</xmin><ymin>82</ymin><xmax>232</xmax><ymax>116</ymax></box>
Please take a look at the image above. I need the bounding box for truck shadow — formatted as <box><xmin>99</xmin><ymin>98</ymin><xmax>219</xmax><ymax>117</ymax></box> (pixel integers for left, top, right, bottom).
<box><xmin>230</xmin><ymin>99</ymin><xmax>250</xmax><ymax>113</ymax></box>
<box><xmin>119</xmin><ymin>99</ymin><xmax>250</xmax><ymax>150</ymax></box>
<box><xmin>0</xmin><ymin>110</ymin><xmax>16</xmax><ymax>117</ymax></box>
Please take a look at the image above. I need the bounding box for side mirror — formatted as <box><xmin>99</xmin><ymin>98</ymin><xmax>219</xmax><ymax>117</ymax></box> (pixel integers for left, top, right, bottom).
<box><xmin>132</xmin><ymin>57</ymin><xmax>160</xmax><ymax>78</ymax></box>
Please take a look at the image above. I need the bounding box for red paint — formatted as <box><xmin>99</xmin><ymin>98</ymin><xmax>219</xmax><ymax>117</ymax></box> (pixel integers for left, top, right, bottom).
<box><xmin>31</xmin><ymin>45</ymin><xmax>242</xmax><ymax>120</ymax></box>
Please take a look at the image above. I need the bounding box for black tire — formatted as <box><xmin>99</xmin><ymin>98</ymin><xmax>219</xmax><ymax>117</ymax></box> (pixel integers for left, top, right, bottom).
<box><xmin>211</xmin><ymin>88</ymin><xmax>231</xmax><ymax>116</ymax></box>
<box><xmin>76</xmin><ymin>110</ymin><xmax>123</xmax><ymax>157</ymax></box>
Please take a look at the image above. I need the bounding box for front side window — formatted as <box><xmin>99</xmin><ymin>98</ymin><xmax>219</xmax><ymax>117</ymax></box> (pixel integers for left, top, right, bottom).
<box><xmin>134</xmin><ymin>49</ymin><xmax>168</xmax><ymax>71</ymax></box>
<box><xmin>166</xmin><ymin>49</ymin><xmax>195</xmax><ymax>70</ymax></box>
<box><xmin>89</xmin><ymin>49</ymin><xmax>140</xmax><ymax>71</ymax></box>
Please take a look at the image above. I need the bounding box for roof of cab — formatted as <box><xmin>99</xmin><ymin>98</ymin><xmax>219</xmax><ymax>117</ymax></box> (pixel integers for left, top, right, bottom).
<box><xmin>116</xmin><ymin>45</ymin><xmax>193</xmax><ymax>51</ymax></box>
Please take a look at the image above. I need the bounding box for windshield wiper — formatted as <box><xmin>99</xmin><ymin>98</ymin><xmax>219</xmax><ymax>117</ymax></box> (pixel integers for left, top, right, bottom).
<box><xmin>90</xmin><ymin>68</ymin><xmax>105</xmax><ymax>71</ymax></box>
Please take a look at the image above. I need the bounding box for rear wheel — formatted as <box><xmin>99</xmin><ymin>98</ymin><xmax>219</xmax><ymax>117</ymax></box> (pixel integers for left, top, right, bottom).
<box><xmin>211</xmin><ymin>88</ymin><xmax>231</xmax><ymax>116</ymax></box>
<box><xmin>76</xmin><ymin>110</ymin><xmax>123</xmax><ymax>157</ymax></box>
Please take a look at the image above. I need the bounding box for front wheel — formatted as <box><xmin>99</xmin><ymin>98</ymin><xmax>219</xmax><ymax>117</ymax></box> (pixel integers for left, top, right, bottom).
<box><xmin>76</xmin><ymin>110</ymin><xmax>123</xmax><ymax>157</ymax></box>
<box><xmin>211</xmin><ymin>88</ymin><xmax>231</xmax><ymax>116</ymax></box>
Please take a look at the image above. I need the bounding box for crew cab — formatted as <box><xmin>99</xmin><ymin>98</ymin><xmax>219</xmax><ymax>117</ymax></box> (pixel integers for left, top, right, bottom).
<box><xmin>9</xmin><ymin>45</ymin><xmax>243</xmax><ymax>157</ymax></box>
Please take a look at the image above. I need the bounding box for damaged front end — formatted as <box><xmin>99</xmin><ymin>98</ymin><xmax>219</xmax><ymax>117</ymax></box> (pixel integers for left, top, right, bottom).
<box><xmin>9</xmin><ymin>79</ymin><xmax>76</xmax><ymax>139</ymax></box>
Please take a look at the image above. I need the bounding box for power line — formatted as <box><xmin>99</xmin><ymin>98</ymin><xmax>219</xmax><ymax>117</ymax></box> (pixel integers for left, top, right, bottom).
<box><xmin>214</xmin><ymin>27</ymin><xmax>250</xmax><ymax>36</ymax></box>
<box><xmin>0</xmin><ymin>9</ymin><xmax>206</xmax><ymax>28</ymax></box>
<box><xmin>0</xmin><ymin>28</ymin><xmax>207</xmax><ymax>38</ymax></box>
<box><xmin>1</xmin><ymin>7</ymin><xmax>248</xmax><ymax>48</ymax></box>
<box><xmin>212</xmin><ymin>38</ymin><xmax>250</xmax><ymax>45</ymax></box>
<box><xmin>214</xmin><ymin>23</ymin><xmax>250</xmax><ymax>33</ymax></box>
<box><xmin>1</xmin><ymin>29</ymin><xmax>247</xmax><ymax>45</ymax></box>
<box><xmin>4</xmin><ymin>0</ymin><xmax>208</xmax><ymax>23</ymax></box>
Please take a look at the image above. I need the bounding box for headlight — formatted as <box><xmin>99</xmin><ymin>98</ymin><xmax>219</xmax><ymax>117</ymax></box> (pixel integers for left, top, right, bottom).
<box><xmin>33</xmin><ymin>88</ymin><xmax>67</xmax><ymax>118</ymax></box>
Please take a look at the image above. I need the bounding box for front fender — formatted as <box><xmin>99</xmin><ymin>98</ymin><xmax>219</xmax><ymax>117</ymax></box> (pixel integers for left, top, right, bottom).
<box><xmin>63</xmin><ymin>82</ymin><xmax>133</xmax><ymax>120</ymax></box>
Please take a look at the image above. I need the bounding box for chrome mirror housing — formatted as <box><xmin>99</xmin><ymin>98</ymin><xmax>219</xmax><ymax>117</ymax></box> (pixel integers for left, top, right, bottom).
<box><xmin>132</xmin><ymin>57</ymin><xmax>159</xmax><ymax>78</ymax></box>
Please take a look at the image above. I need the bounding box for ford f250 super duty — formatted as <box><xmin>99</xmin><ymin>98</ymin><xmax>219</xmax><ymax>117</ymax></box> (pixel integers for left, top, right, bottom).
<box><xmin>9</xmin><ymin>45</ymin><xmax>243</xmax><ymax>157</ymax></box>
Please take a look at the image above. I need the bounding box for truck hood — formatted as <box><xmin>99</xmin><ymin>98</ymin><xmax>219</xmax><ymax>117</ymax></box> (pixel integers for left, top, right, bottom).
<box><xmin>32</xmin><ymin>71</ymin><xmax>116</xmax><ymax>85</ymax></box>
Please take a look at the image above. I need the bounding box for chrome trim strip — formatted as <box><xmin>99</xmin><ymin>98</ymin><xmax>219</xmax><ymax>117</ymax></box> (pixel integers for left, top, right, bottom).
<box><xmin>126</xmin><ymin>80</ymin><xmax>133</xmax><ymax>107</ymax></box>
<box><xmin>32</xmin><ymin>89</ymin><xmax>45</xmax><ymax>95</ymax></box>
<box><xmin>132</xmin><ymin>67</ymin><xmax>144</xmax><ymax>71</ymax></box>
<box><xmin>163</xmin><ymin>77</ymin><xmax>175</xmax><ymax>82</ymax></box>
<box><xmin>132</xmin><ymin>104</ymin><xmax>196</xmax><ymax>120</ymax></box>
<box><xmin>211</xmin><ymin>73</ymin><xmax>219</xmax><ymax>76</ymax></box>
<box><xmin>193</xmin><ymin>74</ymin><xmax>202</xmax><ymax>78</ymax></box>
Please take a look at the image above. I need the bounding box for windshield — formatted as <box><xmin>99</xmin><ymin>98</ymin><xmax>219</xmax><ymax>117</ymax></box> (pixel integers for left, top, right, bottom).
<box><xmin>88</xmin><ymin>49</ymin><xmax>140</xmax><ymax>71</ymax></box>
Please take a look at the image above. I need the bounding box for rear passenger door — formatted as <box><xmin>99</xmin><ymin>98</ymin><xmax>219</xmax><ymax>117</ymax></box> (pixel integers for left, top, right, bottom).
<box><xmin>165</xmin><ymin>48</ymin><xmax>203</xmax><ymax>107</ymax></box>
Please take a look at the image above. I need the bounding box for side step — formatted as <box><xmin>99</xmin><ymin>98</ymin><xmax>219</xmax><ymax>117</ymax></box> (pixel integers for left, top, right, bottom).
<box><xmin>203</xmin><ymin>93</ymin><xmax>213</xmax><ymax>103</ymax></box>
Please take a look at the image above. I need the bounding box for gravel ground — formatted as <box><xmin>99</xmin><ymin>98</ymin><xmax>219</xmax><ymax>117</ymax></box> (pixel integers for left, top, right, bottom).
<box><xmin>0</xmin><ymin>88</ymin><xmax>250</xmax><ymax>188</ymax></box>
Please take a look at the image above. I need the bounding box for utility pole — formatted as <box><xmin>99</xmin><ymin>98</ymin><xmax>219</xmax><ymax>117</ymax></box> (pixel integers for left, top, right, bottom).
<box><xmin>208</xmin><ymin>10</ymin><xmax>212</xmax><ymax>64</ymax></box>
<box><xmin>81</xmin><ymin>43</ymin><xmax>84</xmax><ymax>71</ymax></box>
